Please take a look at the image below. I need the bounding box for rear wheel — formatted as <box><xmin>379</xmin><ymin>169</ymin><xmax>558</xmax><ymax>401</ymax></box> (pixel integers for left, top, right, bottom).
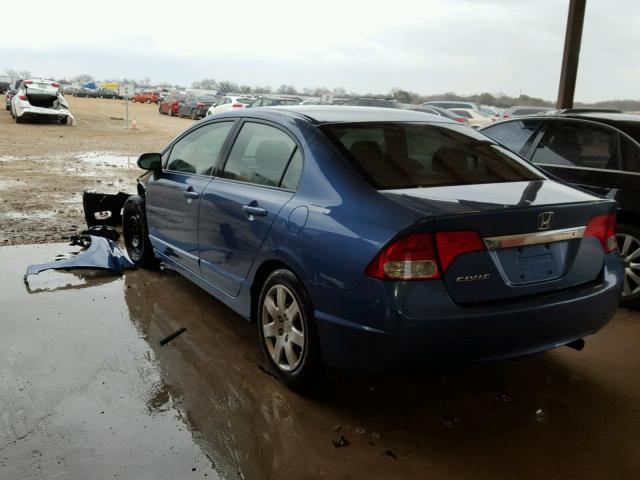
<box><xmin>122</xmin><ymin>195</ymin><xmax>157</xmax><ymax>268</ymax></box>
<box><xmin>191</xmin><ymin>110</ymin><xmax>198</xmax><ymax>120</ymax></box>
<box><xmin>15</xmin><ymin>114</ymin><xmax>22</xmax><ymax>123</ymax></box>
<box><xmin>617</xmin><ymin>223</ymin><xmax>640</xmax><ymax>309</ymax></box>
<box><xmin>258</xmin><ymin>269</ymin><xmax>324</xmax><ymax>391</ymax></box>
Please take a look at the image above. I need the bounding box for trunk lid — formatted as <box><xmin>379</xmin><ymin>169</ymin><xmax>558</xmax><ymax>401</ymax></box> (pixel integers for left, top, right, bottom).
<box><xmin>383</xmin><ymin>180</ymin><xmax>616</xmax><ymax>304</ymax></box>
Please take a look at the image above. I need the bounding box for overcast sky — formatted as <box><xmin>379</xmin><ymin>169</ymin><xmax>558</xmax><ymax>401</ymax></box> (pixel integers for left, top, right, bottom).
<box><xmin>0</xmin><ymin>0</ymin><xmax>637</xmax><ymax>102</ymax></box>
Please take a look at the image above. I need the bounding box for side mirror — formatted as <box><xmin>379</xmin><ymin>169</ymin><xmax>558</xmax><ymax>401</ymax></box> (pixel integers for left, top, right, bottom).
<box><xmin>137</xmin><ymin>152</ymin><xmax>162</xmax><ymax>172</ymax></box>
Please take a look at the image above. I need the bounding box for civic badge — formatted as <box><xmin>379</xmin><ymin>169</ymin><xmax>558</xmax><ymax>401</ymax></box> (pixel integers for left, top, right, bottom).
<box><xmin>537</xmin><ymin>211</ymin><xmax>554</xmax><ymax>231</ymax></box>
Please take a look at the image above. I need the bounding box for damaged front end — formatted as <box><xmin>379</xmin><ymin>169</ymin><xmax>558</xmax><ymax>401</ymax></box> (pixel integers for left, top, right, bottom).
<box><xmin>83</xmin><ymin>191</ymin><xmax>131</xmax><ymax>227</ymax></box>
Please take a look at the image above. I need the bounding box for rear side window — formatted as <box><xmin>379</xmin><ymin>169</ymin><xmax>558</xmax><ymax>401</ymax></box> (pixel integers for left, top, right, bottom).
<box><xmin>621</xmin><ymin>136</ymin><xmax>640</xmax><ymax>173</ymax></box>
<box><xmin>531</xmin><ymin>122</ymin><xmax>619</xmax><ymax>170</ymax></box>
<box><xmin>482</xmin><ymin>119</ymin><xmax>541</xmax><ymax>154</ymax></box>
<box><xmin>324</xmin><ymin>123</ymin><xmax>542</xmax><ymax>189</ymax></box>
<box><xmin>223</xmin><ymin>122</ymin><xmax>299</xmax><ymax>188</ymax></box>
<box><xmin>166</xmin><ymin>122</ymin><xmax>233</xmax><ymax>175</ymax></box>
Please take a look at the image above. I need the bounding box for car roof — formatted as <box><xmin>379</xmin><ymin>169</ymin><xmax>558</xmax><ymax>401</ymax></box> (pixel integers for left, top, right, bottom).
<box><xmin>243</xmin><ymin>105</ymin><xmax>456</xmax><ymax>124</ymax></box>
<box><xmin>558</xmin><ymin>112</ymin><xmax>640</xmax><ymax>123</ymax></box>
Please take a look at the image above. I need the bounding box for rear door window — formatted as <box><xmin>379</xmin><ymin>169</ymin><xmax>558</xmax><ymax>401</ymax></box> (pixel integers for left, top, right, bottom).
<box><xmin>621</xmin><ymin>136</ymin><xmax>640</xmax><ymax>173</ymax></box>
<box><xmin>482</xmin><ymin>119</ymin><xmax>542</xmax><ymax>155</ymax></box>
<box><xmin>324</xmin><ymin>123</ymin><xmax>542</xmax><ymax>189</ymax></box>
<box><xmin>531</xmin><ymin>121</ymin><xmax>619</xmax><ymax>169</ymax></box>
<box><xmin>166</xmin><ymin>122</ymin><xmax>234</xmax><ymax>175</ymax></box>
<box><xmin>222</xmin><ymin>122</ymin><xmax>299</xmax><ymax>188</ymax></box>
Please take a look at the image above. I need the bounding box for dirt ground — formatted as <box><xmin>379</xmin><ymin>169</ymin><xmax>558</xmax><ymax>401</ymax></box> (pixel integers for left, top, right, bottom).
<box><xmin>0</xmin><ymin>96</ymin><xmax>192</xmax><ymax>245</ymax></box>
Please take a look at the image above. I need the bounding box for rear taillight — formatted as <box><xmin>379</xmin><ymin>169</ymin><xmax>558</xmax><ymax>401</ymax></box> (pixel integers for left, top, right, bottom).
<box><xmin>365</xmin><ymin>230</ymin><xmax>486</xmax><ymax>281</ymax></box>
<box><xmin>196</xmin><ymin>102</ymin><xmax>205</xmax><ymax>108</ymax></box>
<box><xmin>584</xmin><ymin>212</ymin><xmax>617</xmax><ymax>253</ymax></box>
<box><xmin>454</xmin><ymin>117</ymin><xmax>465</xmax><ymax>123</ymax></box>
<box><xmin>51</xmin><ymin>82</ymin><xmax>60</xmax><ymax>88</ymax></box>
<box><xmin>435</xmin><ymin>231</ymin><xmax>485</xmax><ymax>272</ymax></box>
<box><xmin>18</xmin><ymin>95</ymin><xmax>27</xmax><ymax>100</ymax></box>
<box><xmin>503</xmin><ymin>114</ymin><xmax>509</xmax><ymax>119</ymax></box>
<box><xmin>366</xmin><ymin>233</ymin><xmax>440</xmax><ymax>280</ymax></box>
<box><xmin>231</xmin><ymin>103</ymin><xmax>244</xmax><ymax>108</ymax></box>
<box><xmin>24</xmin><ymin>80</ymin><xmax>33</xmax><ymax>85</ymax></box>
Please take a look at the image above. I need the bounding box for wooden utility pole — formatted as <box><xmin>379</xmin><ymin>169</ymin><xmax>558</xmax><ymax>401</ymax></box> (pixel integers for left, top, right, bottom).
<box><xmin>556</xmin><ymin>0</ymin><xmax>587</xmax><ymax>109</ymax></box>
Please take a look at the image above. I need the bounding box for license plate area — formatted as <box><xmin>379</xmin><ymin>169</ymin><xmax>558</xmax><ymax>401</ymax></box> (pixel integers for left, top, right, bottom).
<box><xmin>491</xmin><ymin>242</ymin><xmax>568</xmax><ymax>285</ymax></box>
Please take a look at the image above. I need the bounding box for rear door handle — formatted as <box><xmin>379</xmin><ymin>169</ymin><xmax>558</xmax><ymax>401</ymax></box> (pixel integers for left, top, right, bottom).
<box><xmin>242</xmin><ymin>204</ymin><xmax>268</xmax><ymax>218</ymax></box>
<box><xmin>183</xmin><ymin>186</ymin><xmax>200</xmax><ymax>200</ymax></box>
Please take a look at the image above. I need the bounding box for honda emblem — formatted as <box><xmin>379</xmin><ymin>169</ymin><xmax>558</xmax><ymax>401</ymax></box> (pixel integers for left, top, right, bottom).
<box><xmin>537</xmin><ymin>212</ymin><xmax>554</xmax><ymax>231</ymax></box>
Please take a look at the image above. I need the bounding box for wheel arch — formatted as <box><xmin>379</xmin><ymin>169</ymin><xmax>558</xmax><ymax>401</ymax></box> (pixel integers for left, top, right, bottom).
<box><xmin>249</xmin><ymin>257</ymin><xmax>312</xmax><ymax>324</ymax></box>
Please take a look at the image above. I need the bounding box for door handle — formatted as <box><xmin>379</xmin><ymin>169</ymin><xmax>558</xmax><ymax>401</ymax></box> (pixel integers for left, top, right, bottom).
<box><xmin>242</xmin><ymin>204</ymin><xmax>268</xmax><ymax>218</ymax></box>
<box><xmin>183</xmin><ymin>186</ymin><xmax>200</xmax><ymax>200</ymax></box>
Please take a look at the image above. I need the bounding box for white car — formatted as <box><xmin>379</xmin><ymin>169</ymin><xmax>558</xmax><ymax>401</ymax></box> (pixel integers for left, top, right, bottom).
<box><xmin>206</xmin><ymin>96</ymin><xmax>253</xmax><ymax>117</ymax></box>
<box><xmin>448</xmin><ymin>108</ymin><xmax>496</xmax><ymax>129</ymax></box>
<box><xmin>10</xmin><ymin>79</ymin><xmax>75</xmax><ymax>125</ymax></box>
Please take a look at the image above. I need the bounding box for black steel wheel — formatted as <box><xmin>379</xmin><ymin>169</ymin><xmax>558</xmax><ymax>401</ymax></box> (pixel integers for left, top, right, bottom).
<box><xmin>122</xmin><ymin>195</ymin><xmax>157</xmax><ymax>268</ymax></box>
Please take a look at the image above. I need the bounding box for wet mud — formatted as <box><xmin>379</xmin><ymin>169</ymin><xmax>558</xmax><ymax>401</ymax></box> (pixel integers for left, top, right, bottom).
<box><xmin>2</xmin><ymin>243</ymin><xmax>640</xmax><ymax>479</ymax></box>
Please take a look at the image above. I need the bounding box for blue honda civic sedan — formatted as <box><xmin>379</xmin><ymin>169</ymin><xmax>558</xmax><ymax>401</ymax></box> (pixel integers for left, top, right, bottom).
<box><xmin>123</xmin><ymin>106</ymin><xmax>623</xmax><ymax>389</ymax></box>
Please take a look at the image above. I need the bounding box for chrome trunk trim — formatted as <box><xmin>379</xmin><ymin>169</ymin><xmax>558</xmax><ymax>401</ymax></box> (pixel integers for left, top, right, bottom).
<box><xmin>483</xmin><ymin>226</ymin><xmax>586</xmax><ymax>250</ymax></box>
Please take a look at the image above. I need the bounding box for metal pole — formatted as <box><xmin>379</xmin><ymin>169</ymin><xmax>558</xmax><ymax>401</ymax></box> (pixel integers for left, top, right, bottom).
<box><xmin>125</xmin><ymin>96</ymin><xmax>129</xmax><ymax>129</ymax></box>
<box><xmin>556</xmin><ymin>0</ymin><xmax>587</xmax><ymax>109</ymax></box>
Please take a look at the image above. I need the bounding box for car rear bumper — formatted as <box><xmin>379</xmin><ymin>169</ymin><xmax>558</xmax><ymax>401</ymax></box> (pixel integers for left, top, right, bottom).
<box><xmin>313</xmin><ymin>253</ymin><xmax>623</xmax><ymax>372</ymax></box>
<box><xmin>18</xmin><ymin>106</ymin><xmax>75</xmax><ymax>124</ymax></box>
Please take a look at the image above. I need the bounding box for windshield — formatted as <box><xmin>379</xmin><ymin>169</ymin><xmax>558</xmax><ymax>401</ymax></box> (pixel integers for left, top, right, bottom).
<box><xmin>323</xmin><ymin>122</ymin><xmax>544</xmax><ymax>189</ymax></box>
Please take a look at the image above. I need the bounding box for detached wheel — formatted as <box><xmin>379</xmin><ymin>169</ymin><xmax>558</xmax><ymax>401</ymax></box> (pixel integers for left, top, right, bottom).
<box><xmin>258</xmin><ymin>269</ymin><xmax>324</xmax><ymax>390</ymax></box>
<box><xmin>617</xmin><ymin>223</ymin><xmax>640</xmax><ymax>309</ymax></box>
<box><xmin>123</xmin><ymin>195</ymin><xmax>157</xmax><ymax>268</ymax></box>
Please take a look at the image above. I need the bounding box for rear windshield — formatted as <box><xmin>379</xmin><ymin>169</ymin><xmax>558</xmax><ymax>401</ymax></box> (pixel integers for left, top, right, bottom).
<box><xmin>323</xmin><ymin>122</ymin><xmax>543</xmax><ymax>189</ymax></box>
<box><xmin>237</xmin><ymin>98</ymin><xmax>253</xmax><ymax>105</ymax></box>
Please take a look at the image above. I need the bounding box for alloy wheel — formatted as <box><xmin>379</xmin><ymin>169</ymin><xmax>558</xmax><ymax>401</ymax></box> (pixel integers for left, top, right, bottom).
<box><xmin>616</xmin><ymin>232</ymin><xmax>640</xmax><ymax>297</ymax></box>
<box><xmin>261</xmin><ymin>284</ymin><xmax>305</xmax><ymax>372</ymax></box>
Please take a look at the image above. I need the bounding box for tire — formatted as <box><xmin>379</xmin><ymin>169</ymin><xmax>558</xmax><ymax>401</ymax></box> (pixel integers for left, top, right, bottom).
<box><xmin>15</xmin><ymin>114</ymin><xmax>22</xmax><ymax>123</ymax></box>
<box><xmin>257</xmin><ymin>269</ymin><xmax>324</xmax><ymax>391</ymax></box>
<box><xmin>191</xmin><ymin>110</ymin><xmax>198</xmax><ymax>120</ymax></box>
<box><xmin>122</xmin><ymin>195</ymin><xmax>157</xmax><ymax>268</ymax></box>
<box><xmin>617</xmin><ymin>223</ymin><xmax>640</xmax><ymax>309</ymax></box>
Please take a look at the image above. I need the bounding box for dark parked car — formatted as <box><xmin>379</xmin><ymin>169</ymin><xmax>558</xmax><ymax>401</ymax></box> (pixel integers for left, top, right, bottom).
<box><xmin>248</xmin><ymin>96</ymin><xmax>302</xmax><ymax>108</ymax></box>
<box><xmin>97</xmin><ymin>88</ymin><xmax>119</xmax><ymax>99</ymax></box>
<box><xmin>73</xmin><ymin>88</ymin><xmax>96</xmax><ymax>98</ymax></box>
<box><xmin>342</xmin><ymin>97</ymin><xmax>402</xmax><ymax>108</ymax></box>
<box><xmin>178</xmin><ymin>94</ymin><xmax>218</xmax><ymax>119</ymax></box>
<box><xmin>481</xmin><ymin>110</ymin><xmax>640</xmax><ymax>307</ymax></box>
<box><xmin>122</xmin><ymin>106</ymin><xmax>622</xmax><ymax>389</ymax></box>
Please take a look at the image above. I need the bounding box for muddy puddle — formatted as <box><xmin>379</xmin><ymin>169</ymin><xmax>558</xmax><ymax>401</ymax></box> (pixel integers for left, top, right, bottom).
<box><xmin>4</xmin><ymin>242</ymin><xmax>640</xmax><ymax>480</ymax></box>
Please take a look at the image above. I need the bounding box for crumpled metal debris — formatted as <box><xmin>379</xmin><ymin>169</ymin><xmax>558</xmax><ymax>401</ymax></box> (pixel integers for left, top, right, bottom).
<box><xmin>24</xmin><ymin>235</ymin><xmax>134</xmax><ymax>282</ymax></box>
